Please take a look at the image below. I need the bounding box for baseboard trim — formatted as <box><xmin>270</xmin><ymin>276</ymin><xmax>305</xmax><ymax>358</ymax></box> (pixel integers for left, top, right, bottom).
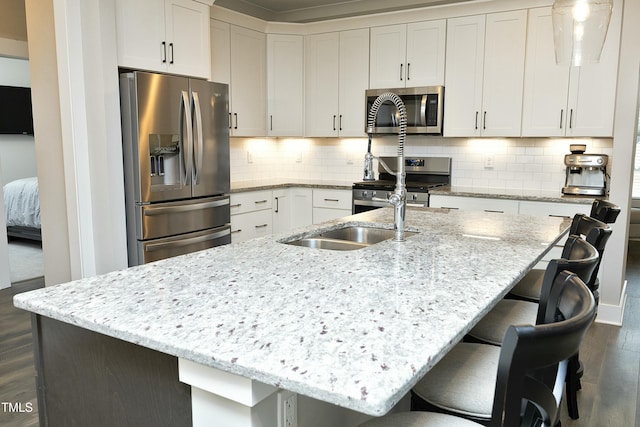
<box><xmin>595</xmin><ymin>280</ymin><xmax>628</xmax><ymax>326</ymax></box>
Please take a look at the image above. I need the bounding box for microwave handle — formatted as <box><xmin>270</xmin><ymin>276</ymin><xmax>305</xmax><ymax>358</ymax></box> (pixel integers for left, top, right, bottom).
<box><xmin>420</xmin><ymin>95</ymin><xmax>427</xmax><ymax>127</ymax></box>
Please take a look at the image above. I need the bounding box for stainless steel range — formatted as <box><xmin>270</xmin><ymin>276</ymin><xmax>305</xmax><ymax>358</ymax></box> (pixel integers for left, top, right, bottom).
<box><xmin>352</xmin><ymin>156</ymin><xmax>451</xmax><ymax>214</ymax></box>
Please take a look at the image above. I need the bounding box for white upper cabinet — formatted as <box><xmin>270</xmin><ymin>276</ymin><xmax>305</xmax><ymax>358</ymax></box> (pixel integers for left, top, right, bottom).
<box><xmin>522</xmin><ymin>6</ymin><xmax>621</xmax><ymax>137</ymax></box>
<box><xmin>305</xmin><ymin>29</ymin><xmax>369</xmax><ymax>137</ymax></box>
<box><xmin>267</xmin><ymin>34</ymin><xmax>304</xmax><ymax>137</ymax></box>
<box><xmin>369</xmin><ymin>20</ymin><xmax>446</xmax><ymax>89</ymax></box>
<box><xmin>521</xmin><ymin>8</ymin><xmax>571</xmax><ymax>137</ymax></box>
<box><xmin>211</xmin><ymin>21</ymin><xmax>266</xmax><ymax>137</ymax></box>
<box><xmin>116</xmin><ymin>0</ymin><xmax>210</xmax><ymax>79</ymax></box>
<box><xmin>444</xmin><ymin>11</ymin><xmax>527</xmax><ymax>137</ymax></box>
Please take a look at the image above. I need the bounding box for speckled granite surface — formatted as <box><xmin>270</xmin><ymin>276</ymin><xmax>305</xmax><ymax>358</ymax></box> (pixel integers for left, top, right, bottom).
<box><xmin>231</xmin><ymin>179</ymin><xmax>353</xmax><ymax>193</ymax></box>
<box><xmin>13</xmin><ymin>207</ymin><xmax>570</xmax><ymax>416</ymax></box>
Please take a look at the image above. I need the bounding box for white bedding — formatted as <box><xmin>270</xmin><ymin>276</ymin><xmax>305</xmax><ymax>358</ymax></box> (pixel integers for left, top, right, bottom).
<box><xmin>3</xmin><ymin>177</ymin><xmax>41</xmax><ymax>229</ymax></box>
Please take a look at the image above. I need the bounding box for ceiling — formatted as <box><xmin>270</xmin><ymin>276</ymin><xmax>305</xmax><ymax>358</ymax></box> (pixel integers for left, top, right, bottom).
<box><xmin>214</xmin><ymin>0</ymin><xmax>475</xmax><ymax>23</ymax></box>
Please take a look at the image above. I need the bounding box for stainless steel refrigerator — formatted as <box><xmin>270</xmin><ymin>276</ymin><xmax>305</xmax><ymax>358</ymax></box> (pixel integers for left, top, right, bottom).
<box><xmin>119</xmin><ymin>71</ymin><xmax>231</xmax><ymax>266</ymax></box>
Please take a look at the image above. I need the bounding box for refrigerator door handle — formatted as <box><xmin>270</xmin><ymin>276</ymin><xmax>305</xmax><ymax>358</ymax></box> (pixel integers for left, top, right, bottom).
<box><xmin>191</xmin><ymin>91</ymin><xmax>204</xmax><ymax>185</ymax></box>
<box><xmin>144</xmin><ymin>228</ymin><xmax>231</xmax><ymax>253</ymax></box>
<box><xmin>143</xmin><ymin>198</ymin><xmax>230</xmax><ymax>216</ymax></box>
<box><xmin>180</xmin><ymin>90</ymin><xmax>193</xmax><ymax>186</ymax></box>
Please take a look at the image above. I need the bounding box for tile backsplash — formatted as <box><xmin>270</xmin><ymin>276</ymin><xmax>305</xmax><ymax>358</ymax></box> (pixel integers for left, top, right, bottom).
<box><xmin>230</xmin><ymin>136</ymin><xmax>613</xmax><ymax>191</ymax></box>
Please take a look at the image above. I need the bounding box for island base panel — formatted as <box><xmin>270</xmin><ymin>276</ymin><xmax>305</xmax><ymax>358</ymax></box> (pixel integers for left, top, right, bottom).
<box><xmin>32</xmin><ymin>315</ymin><xmax>192</xmax><ymax>426</ymax></box>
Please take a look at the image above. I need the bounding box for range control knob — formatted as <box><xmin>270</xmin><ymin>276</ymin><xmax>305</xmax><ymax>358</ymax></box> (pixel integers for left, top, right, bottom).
<box><xmin>411</xmin><ymin>194</ymin><xmax>418</xmax><ymax>201</ymax></box>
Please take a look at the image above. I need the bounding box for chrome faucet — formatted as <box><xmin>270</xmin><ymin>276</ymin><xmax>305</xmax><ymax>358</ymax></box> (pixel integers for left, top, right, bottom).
<box><xmin>364</xmin><ymin>92</ymin><xmax>407</xmax><ymax>242</ymax></box>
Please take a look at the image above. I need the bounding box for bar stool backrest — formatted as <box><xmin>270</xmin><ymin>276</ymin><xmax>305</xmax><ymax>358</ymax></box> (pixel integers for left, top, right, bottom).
<box><xmin>590</xmin><ymin>199</ymin><xmax>621</xmax><ymax>224</ymax></box>
<box><xmin>568</xmin><ymin>214</ymin><xmax>612</xmax><ymax>289</ymax></box>
<box><xmin>491</xmin><ymin>272</ymin><xmax>596</xmax><ymax>427</ymax></box>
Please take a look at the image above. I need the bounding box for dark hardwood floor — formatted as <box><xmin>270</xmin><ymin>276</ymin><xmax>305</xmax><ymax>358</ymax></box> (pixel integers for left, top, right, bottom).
<box><xmin>1</xmin><ymin>243</ymin><xmax>639</xmax><ymax>427</ymax></box>
<box><xmin>1</xmin><ymin>278</ymin><xmax>43</xmax><ymax>427</ymax></box>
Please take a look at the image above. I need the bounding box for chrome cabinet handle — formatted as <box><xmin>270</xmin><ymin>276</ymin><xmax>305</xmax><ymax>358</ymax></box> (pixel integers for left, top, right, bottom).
<box><xmin>484</xmin><ymin>209</ymin><xmax>504</xmax><ymax>213</ymax></box>
<box><xmin>483</xmin><ymin>111</ymin><xmax>487</xmax><ymax>130</ymax></box>
<box><xmin>324</xmin><ymin>198</ymin><xmax>339</xmax><ymax>202</ymax></box>
<box><xmin>255</xmin><ymin>200</ymin><xmax>268</xmax><ymax>204</ymax></box>
<box><xmin>234</xmin><ymin>113</ymin><xmax>238</xmax><ymax>129</ymax></box>
<box><xmin>161</xmin><ymin>41</ymin><xmax>167</xmax><ymax>63</ymax></box>
<box><xmin>230</xmin><ymin>203</ymin><xmax>241</xmax><ymax>208</ymax></box>
<box><xmin>333</xmin><ymin>115</ymin><xmax>336</xmax><ymax>131</ymax></box>
<box><xmin>255</xmin><ymin>224</ymin><xmax>268</xmax><ymax>228</ymax></box>
<box><xmin>169</xmin><ymin>43</ymin><xmax>174</xmax><ymax>64</ymax></box>
<box><xmin>274</xmin><ymin>197</ymin><xmax>279</xmax><ymax>213</ymax></box>
<box><xmin>400</xmin><ymin>63</ymin><xmax>403</xmax><ymax>81</ymax></box>
<box><xmin>407</xmin><ymin>63</ymin><xmax>411</xmax><ymax>80</ymax></box>
<box><xmin>270</xmin><ymin>115</ymin><xmax>273</xmax><ymax>131</ymax></box>
<box><xmin>339</xmin><ymin>115</ymin><xmax>343</xmax><ymax>131</ymax></box>
<box><xmin>231</xmin><ymin>229</ymin><xmax>242</xmax><ymax>234</ymax></box>
<box><xmin>475</xmin><ymin>111</ymin><xmax>479</xmax><ymax>130</ymax></box>
<box><xmin>228</xmin><ymin>112</ymin><xmax>232</xmax><ymax>129</ymax></box>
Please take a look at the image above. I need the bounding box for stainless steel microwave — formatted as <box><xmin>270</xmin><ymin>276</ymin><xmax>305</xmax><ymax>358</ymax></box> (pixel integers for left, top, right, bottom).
<box><xmin>365</xmin><ymin>86</ymin><xmax>444</xmax><ymax>135</ymax></box>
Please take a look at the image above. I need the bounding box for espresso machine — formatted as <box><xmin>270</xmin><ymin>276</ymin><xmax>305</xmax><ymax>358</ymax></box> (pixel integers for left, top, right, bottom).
<box><xmin>562</xmin><ymin>144</ymin><xmax>608</xmax><ymax>196</ymax></box>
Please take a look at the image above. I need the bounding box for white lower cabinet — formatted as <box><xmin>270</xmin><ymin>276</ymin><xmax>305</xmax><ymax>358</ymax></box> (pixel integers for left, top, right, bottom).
<box><xmin>230</xmin><ymin>191</ymin><xmax>273</xmax><ymax>243</ymax></box>
<box><xmin>429</xmin><ymin>195</ymin><xmax>519</xmax><ymax>214</ymax></box>
<box><xmin>273</xmin><ymin>188</ymin><xmax>313</xmax><ymax>234</ymax></box>
<box><xmin>312</xmin><ymin>189</ymin><xmax>352</xmax><ymax>224</ymax></box>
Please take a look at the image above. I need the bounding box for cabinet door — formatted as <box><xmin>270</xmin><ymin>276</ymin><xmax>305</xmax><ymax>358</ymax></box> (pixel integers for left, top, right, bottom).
<box><xmin>405</xmin><ymin>20</ymin><xmax>446</xmax><ymax>86</ymax></box>
<box><xmin>566</xmin><ymin>0</ymin><xmax>621</xmax><ymax>137</ymax></box>
<box><xmin>210</xmin><ymin>19</ymin><xmax>231</xmax><ymax>84</ymax></box>
<box><xmin>481</xmin><ymin>10</ymin><xmax>527</xmax><ymax>137</ymax></box>
<box><xmin>369</xmin><ymin>24</ymin><xmax>407</xmax><ymax>89</ymax></box>
<box><xmin>305</xmin><ymin>33</ymin><xmax>340</xmax><ymax>137</ymax></box>
<box><xmin>267</xmin><ymin>34</ymin><xmax>304</xmax><ymax>137</ymax></box>
<box><xmin>290</xmin><ymin>188</ymin><xmax>313</xmax><ymax>229</ymax></box>
<box><xmin>272</xmin><ymin>189</ymin><xmax>291</xmax><ymax>234</ymax></box>
<box><xmin>165</xmin><ymin>0</ymin><xmax>210</xmax><ymax>79</ymax></box>
<box><xmin>115</xmin><ymin>0</ymin><xmax>166</xmax><ymax>72</ymax></box>
<box><xmin>230</xmin><ymin>25</ymin><xmax>266</xmax><ymax>137</ymax></box>
<box><xmin>521</xmin><ymin>7</ymin><xmax>571</xmax><ymax>137</ymax></box>
<box><xmin>443</xmin><ymin>15</ymin><xmax>485</xmax><ymax>137</ymax></box>
<box><xmin>338</xmin><ymin>29</ymin><xmax>369</xmax><ymax>137</ymax></box>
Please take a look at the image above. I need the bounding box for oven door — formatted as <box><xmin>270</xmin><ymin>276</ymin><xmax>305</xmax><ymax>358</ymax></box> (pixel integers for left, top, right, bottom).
<box><xmin>352</xmin><ymin>199</ymin><xmax>389</xmax><ymax>215</ymax></box>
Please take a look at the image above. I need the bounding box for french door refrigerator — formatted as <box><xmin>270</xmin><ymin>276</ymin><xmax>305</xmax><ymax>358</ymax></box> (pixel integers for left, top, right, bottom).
<box><xmin>119</xmin><ymin>71</ymin><xmax>231</xmax><ymax>266</ymax></box>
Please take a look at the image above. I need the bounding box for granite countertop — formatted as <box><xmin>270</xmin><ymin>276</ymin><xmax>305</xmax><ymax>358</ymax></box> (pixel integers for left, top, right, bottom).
<box><xmin>231</xmin><ymin>179</ymin><xmax>353</xmax><ymax>193</ymax></box>
<box><xmin>13</xmin><ymin>207</ymin><xmax>569</xmax><ymax>416</ymax></box>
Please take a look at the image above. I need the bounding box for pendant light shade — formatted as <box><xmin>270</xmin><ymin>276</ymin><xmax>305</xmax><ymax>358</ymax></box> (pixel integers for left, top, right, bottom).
<box><xmin>552</xmin><ymin>0</ymin><xmax>613</xmax><ymax>66</ymax></box>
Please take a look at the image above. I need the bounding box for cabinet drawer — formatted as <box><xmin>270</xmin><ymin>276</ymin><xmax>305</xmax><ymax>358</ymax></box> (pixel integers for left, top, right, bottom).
<box><xmin>313</xmin><ymin>207</ymin><xmax>352</xmax><ymax>224</ymax></box>
<box><xmin>312</xmin><ymin>189</ymin><xmax>352</xmax><ymax>210</ymax></box>
<box><xmin>429</xmin><ymin>195</ymin><xmax>519</xmax><ymax>214</ymax></box>
<box><xmin>518</xmin><ymin>201</ymin><xmax>591</xmax><ymax>219</ymax></box>
<box><xmin>230</xmin><ymin>190</ymin><xmax>272</xmax><ymax>215</ymax></box>
<box><xmin>230</xmin><ymin>210</ymin><xmax>272</xmax><ymax>243</ymax></box>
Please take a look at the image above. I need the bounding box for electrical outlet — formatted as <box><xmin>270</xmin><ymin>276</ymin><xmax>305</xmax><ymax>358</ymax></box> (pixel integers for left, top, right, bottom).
<box><xmin>247</xmin><ymin>150</ymin><xmax>253</xmax><ymax>164</ymax></box>
<box><xmin>484</xmin><ymin>154</ymin><xmax>495</xmax><ymax>169</ymax></box>
<box><xmin>277</xmin><ymin>391</ymin><xmax>297</xmax><ymax>427</ymax></box>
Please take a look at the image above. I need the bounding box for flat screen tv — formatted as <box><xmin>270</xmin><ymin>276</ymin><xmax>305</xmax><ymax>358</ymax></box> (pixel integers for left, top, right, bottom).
<box><xmin>0</xmin><ymin>85</ymin><xmax>34</xmax><ymax>135</ymax></box>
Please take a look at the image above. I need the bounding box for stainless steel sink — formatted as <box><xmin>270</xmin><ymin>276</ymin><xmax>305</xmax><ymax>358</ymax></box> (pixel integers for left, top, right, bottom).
<box><xmin>283</xmin><ymin>226</ymin><xmax>417</xmax><ymax>251</ymax></box>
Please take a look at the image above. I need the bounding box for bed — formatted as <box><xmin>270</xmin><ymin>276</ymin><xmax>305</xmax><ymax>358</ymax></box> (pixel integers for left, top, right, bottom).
<box><xmin>3</xmin><ymin>177</ymin><xmax>41</xmax><ymax>241</ymax></box>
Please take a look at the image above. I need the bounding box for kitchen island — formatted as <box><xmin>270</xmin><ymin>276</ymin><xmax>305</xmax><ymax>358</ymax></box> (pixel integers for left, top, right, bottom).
<box><xmin>14</xmin><ymin>207</ymin><xmax>570</xmax><ymax>426</ymax></box>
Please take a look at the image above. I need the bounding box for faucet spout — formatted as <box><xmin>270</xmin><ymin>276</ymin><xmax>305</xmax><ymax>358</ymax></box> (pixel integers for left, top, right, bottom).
<box><xmin>364</xmin><ymin>92</ymin><xmax>408</xmax><ymax>242</ymax></box>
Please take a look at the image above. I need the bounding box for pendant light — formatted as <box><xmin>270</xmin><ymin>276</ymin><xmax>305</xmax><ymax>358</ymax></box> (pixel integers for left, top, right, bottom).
<box><xmin>552</xmin><ymin>0</ymin><xmax>613</xmax><ymax>66</ymax></box>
